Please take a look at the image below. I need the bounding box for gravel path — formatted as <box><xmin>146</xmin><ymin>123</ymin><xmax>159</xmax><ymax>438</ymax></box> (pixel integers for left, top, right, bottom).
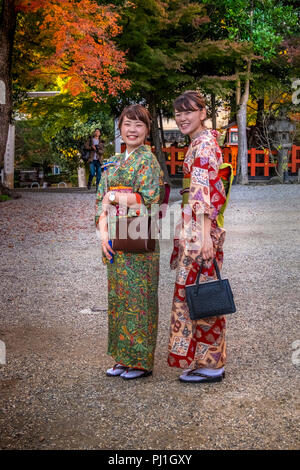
<box><xmin>0</xmin><ymin>185</ymin><xmax>299</xmax><ymax>450</ymax></box>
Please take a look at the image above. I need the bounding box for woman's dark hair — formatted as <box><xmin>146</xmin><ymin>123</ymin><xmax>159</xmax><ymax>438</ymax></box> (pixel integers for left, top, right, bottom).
<box><xmin>173</xmin><ymin>90</ymin><xmax>206</xmax><ymax>112</ymax></box>
<box><xmin>93</xmin><ymin>128</ymin><xmax>101</xmax><ymax>133</ymax></box>
<box><xmin>118</xmin><ymin>104</ymin><xmax>151</xmax><ymax>133</ymax></box>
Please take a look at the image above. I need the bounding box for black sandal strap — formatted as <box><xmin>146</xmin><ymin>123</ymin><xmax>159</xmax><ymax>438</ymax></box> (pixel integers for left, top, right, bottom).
<box><xmin>186</xmin><ymin>370</ymin><xmax>211</xmax><ymax>378</ymax></box>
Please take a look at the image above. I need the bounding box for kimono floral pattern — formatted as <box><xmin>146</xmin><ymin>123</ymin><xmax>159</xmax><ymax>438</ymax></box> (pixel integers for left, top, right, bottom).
<box><xmin>95</xmin><ymin>145</ymin><xmax>165</xmax><ymax>370</ymax></box>
<box><xmin>168</xmin><ymin>130</ymin><xmax>228</xmax><ymax>370</ymax></box>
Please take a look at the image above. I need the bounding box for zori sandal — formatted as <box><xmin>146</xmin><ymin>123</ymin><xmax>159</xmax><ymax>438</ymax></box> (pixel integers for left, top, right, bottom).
<box><xmin>179</xmin><ymin>368</ymin><xmax>225</xmax><ymax>383</ymax></box>
<box><xmin>121</xmin><ymin>368</ymin><xmax>152</xmax><ymax>380</ymax></box>
<box><xmin>106</xmin><ymin>364</ymin><xmax>128</xmax><ymax>377</ymax></box>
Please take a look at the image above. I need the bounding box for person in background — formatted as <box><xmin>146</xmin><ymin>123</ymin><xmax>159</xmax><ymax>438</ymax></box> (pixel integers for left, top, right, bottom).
<box><xmin>85</xmin><ymin>128</ymin><xmax>105</xmax><ymax>190</ymax></box>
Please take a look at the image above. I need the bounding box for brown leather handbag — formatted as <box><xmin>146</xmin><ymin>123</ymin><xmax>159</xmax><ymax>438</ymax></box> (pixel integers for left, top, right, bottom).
<box><xmin>111</xmin><ymin>216</ymin><xmax>155</xmax><ymax>253</ymax></box>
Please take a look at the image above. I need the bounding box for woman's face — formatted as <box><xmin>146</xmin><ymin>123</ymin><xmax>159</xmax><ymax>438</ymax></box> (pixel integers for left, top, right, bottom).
<box><xmin>174</xmin><ymin>104</ymin><xmax>206</xmax><ymax>138</ymax></box>
<box><xmin>121</xmin><ymin>117</ymin><xmax>148</xmax><ymax>151</ymax></box>
<box><xmin>94</xmin><ymin>129</ymin><xmax>101</xmax><ymax>138</ymax></box>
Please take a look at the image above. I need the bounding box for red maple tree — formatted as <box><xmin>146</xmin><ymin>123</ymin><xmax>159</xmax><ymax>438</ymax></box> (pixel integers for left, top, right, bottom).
<box><xmin>0</xmin><ymin>0</ymin><xmax>130</xmax><ymax>168</ymax></box>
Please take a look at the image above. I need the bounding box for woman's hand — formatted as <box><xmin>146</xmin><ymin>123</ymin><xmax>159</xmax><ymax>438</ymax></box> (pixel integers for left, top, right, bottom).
<box><xmin>101</xmin><ymin>192</ymin><xmax>116</xmax><ymax>213</ymax></box>
<box><xmin>101</xmin><ymin>196</ymin><xmax>109</xmax><ymax>210</ymax></box>
<box><xmin>201</xmin><ymin>214</ymin><xmax>214</xmax><ymax>261</ymax></box>
<box><xmin>102</xmin><ymin>191</ymin><xmax>140</xmax><ymax>209</ymax></box>
<box><xmin>101</xmin><ymin>236</ymin><xmax>115</xmax><ymax>261</ymax></box>
<box><xmin>98</xmin><ymin>212</ymin><xmax>114</xmax><ymax>260</ymax></box>
<box><xmin>101</xmin><ymin>192</ymin><xmax>111</xmax><ymax>206</ymax></box>
<box><xmin>201</xmin><ymin>235</ymin><xmax>214</xmax><ymax>261</ymax></box>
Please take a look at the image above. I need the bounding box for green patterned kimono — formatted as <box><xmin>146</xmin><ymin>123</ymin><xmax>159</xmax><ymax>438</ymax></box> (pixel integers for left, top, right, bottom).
<box><xmin>95</xmin><ymin>145</ymin><xmax>165</xmax><ymax>370</ymax></box>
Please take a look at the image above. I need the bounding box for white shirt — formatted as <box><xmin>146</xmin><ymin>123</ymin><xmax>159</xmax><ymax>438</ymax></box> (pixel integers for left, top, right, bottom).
<box><xmin>125</xmin><ymin>149</ymin><xmax>132</xmax><ymax>161</ymax></box>
<box><xmin>125</xmin><ymin>145</ymin><xmax>143</xmax><ymax>160</ymax></box>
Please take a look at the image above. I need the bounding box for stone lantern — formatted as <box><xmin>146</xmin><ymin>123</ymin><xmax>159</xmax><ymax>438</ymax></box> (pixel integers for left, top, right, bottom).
<box><xmin>268</xmin><ymin>108</ymin><xmax>295</xmax><ymax>182</ymax></box>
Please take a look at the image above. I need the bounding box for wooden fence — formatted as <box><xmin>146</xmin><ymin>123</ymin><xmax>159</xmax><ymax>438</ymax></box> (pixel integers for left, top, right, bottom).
<box><xmin>120</xmin><ymin>143</ymin><xmax>300</xmax><ymax>178</ymax></box>
<box><xmin>164</xmin><ymin>146</ymin><xmax>300</xmax><ymax>178</ymax></box>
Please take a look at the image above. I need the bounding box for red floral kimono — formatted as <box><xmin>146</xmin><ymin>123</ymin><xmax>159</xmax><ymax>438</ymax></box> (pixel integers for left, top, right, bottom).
<box><xmin>168</xmin><ymin>129</ymin><xmax>227</xmax><ymax>370</ymax></box>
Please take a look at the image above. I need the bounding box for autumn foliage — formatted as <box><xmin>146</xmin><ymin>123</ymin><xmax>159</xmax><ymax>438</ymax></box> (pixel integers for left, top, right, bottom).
<box><xmin>14</xmin><ymin>0</ymin><xmax>131</xmax><ymax>99</ymax></box>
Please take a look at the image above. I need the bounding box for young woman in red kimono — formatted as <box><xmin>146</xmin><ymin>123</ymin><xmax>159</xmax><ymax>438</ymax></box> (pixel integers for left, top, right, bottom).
<box><xmin>167</xmin><ymin>90</ymin><xmax>228</xmax><ymax>383</ymax></box>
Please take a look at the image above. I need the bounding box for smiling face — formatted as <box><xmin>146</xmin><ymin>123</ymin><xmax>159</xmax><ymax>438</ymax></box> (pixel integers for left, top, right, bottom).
<box><xmin>120</xmin><ymin>117</ymin><xmax>148</xmax><ymax>153</ymax></box>
<box><xmin>175</xmin><ymin>104</ymin><xmax>206</xmax><ymax>139</ymax></box>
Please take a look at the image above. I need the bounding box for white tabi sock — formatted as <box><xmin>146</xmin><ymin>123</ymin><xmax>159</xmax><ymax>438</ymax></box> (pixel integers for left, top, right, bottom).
<box><xmin>121</xmin><ymin>368</ymin><xmax>150</xmax><ymax>379</ymax></box>
<box><xmin>193</xmin><ymin>367</ymin><xmax>225</xmax><ymax>376</ymax></box>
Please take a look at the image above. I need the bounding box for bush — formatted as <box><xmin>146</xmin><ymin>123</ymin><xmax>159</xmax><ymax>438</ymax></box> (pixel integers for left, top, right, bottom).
<box><xmin>70</xmin><ymin>174</ymin><xmax>78</xmax><ymax>187</ymax></box>
<box><xmin>45</xmin><ymin>172</ymin><xmax>70</xmax><ymax>184</ymax></box>
<box><xmin>103</xmin><ymin>142</ymin><xmax>115</xmax><ymax>160</ymax></box>
<box><xmin>0</xmin><ymin>195</ymin><xmax>11</xmax><ymax>202</ymax></box>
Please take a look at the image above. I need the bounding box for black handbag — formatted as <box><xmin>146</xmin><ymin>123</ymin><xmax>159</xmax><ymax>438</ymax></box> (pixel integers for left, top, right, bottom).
<box><xmin>185</xmin><ymin>259</ymin><xmax>236</xmax><ymax>320</ymax></box>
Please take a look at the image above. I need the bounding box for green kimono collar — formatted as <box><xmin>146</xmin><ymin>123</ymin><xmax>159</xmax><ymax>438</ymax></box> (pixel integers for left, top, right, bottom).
<box><xmin>120</xmin><ymin>144</ymin><xmax>151</xmax><ymax>161</ymax></box>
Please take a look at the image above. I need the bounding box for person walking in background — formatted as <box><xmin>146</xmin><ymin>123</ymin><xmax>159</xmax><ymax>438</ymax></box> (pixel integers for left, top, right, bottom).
<box><xmin>95</xmin><ymin>104</ymin><xmax>165</xmax><ymax>380</ymax></box>
<box><xmin>168</xmin><ymin>90</ymin><xmax>232</xmax><ymax>384</ymax></box>
<box><xmin>84</xmin><ymin>128</ymin><xmax>104</xmax><ymax>190</ymax></box>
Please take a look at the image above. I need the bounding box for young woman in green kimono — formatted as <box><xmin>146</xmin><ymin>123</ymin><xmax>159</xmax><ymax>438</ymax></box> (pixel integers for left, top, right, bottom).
<box><xmin>95</xmin><ymin>105</ymin><xmax>165</xmax><ymax>380</ymax></box>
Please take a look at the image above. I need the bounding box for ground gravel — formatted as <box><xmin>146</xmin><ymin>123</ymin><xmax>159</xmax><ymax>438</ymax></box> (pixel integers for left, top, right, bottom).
<box><xmin>0</xmin><ymin>184</ymin><xmax>299</xmax><ymax>450</ymax></box>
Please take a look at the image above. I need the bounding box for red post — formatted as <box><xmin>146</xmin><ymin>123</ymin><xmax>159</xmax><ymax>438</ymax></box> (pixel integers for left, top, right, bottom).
<box><xmin>291</xmin><ymin>145</ymin><xmax>297</xmax><ymax>173</ymax></box>
<box><xmin>223</xmin><ymin>147</ymin><xmax>230</xmax><ymax>163</ymax></box>
<box><xmin>250</xmin><ymin>148</ymin><xmax>256</xmax><ymax>177</ymax></box>
<box><xmin>171</xmin><ymin>147</ymin><xmax>176</xmax><ymax>175</ymax></box>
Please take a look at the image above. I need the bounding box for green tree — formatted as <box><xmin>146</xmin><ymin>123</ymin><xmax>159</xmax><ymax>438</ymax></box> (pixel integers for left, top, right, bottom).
<box><xmin>113</xmin><ymin>0</ymin><xmax>210</xmax><ymax>181</ymax></box>
<box><xmin>201</xmin><ymin>0</ymin><xmax>298</xmax><ymax>183</ymax></box>
<box><xmin>0</xmin><ymin>0</ymin><xmax>129</xmax><ymax>179</ymax></box>
<box><xmin>51</xmin><ymin>112</ymin><xmax>115</xmax><ymax>174</ymax></box>
<box><xmin>20</xmin><ymin>89</ymin><xmax>115</xmax><ymax>173</ymax></box>
<box><xmin>15</xmin><ymin>120</ymin><xmax>58</xmax><ymax>174</ymax></box>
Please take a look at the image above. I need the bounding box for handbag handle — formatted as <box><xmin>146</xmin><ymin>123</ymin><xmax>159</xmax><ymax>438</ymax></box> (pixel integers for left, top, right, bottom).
<box><xmin>195</xmin><ymin>258</ymin><xmax>222</xmax><ymax>287</ymax></box>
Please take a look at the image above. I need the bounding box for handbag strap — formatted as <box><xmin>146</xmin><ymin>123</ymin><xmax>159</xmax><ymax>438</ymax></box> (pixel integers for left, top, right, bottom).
<box><xmin>195</xmin><ymin>258</ymin><xmax>222</xmax><ymax>286</ymax></box>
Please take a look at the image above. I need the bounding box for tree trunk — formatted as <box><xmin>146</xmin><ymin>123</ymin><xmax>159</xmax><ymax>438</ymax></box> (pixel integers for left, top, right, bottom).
<box><xmin>158</xmin><ymin>108</ymin><xmax>166</xmax><ymax>148</ymax></box>
<box><xmin>148</xmin><ymin>93</ymin><xmax>171</xmax><ymax>184</ymax></box>
<box><xmin>235</xmin><ymin>68</ymin><xmax>241</xmax><ymax>106</ymax></box>
<box><xmin>0</xmin><ymin>0</ymin><xmax>16</xmax><ymax>167</ymax></box>
<box><xmin>237</xmin><ymin>103</ymin><xmax>249</xmax><ymax>184</ymax></box>
<box><xmin>236</xmin><ymin>61</ymin><xmax>251</xmax><ymax>185</ymax></box>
